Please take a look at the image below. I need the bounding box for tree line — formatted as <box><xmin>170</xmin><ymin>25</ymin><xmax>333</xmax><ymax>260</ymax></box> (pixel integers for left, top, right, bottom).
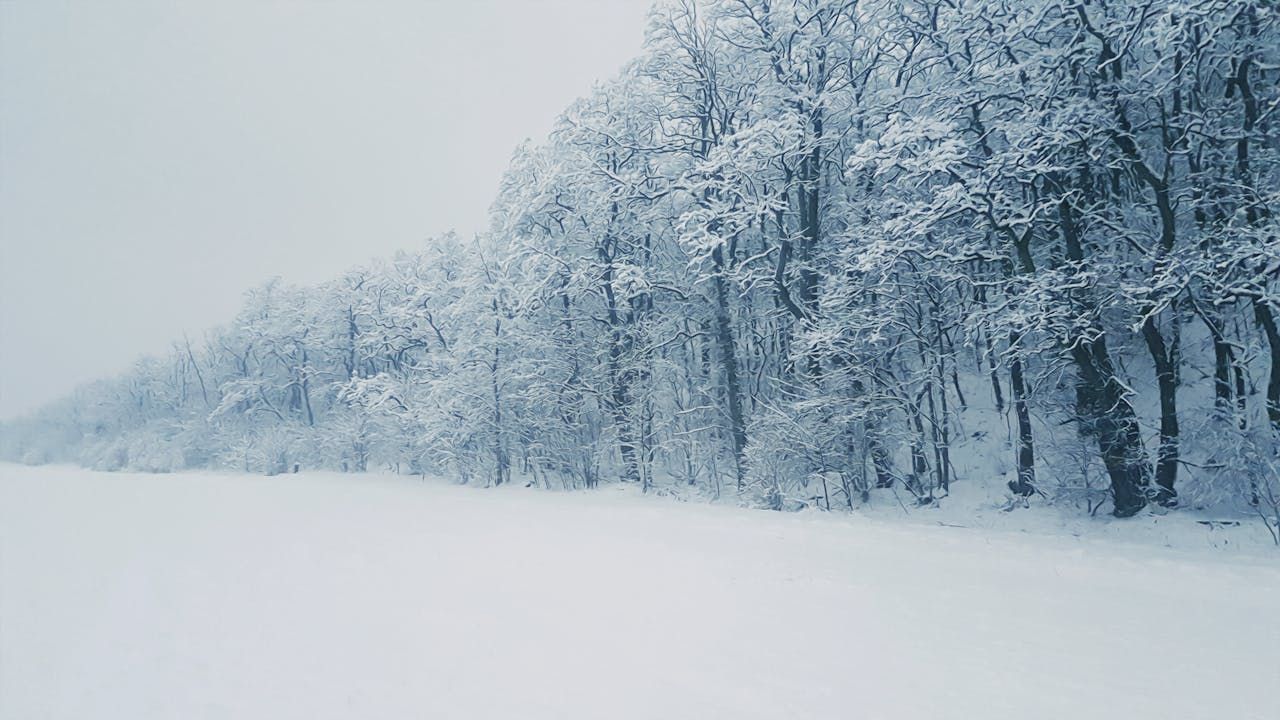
<box><xmin>5</xmin><ymin>0</ymin><xmax>1278</xmax><ymax>522</ymax></box>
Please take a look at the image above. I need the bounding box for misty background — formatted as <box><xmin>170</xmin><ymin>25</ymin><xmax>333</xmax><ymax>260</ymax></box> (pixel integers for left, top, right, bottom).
<box><xmin>0</xmin><ymin>0</ymin><xmax>648</xmax><ymax>419</ymax></box>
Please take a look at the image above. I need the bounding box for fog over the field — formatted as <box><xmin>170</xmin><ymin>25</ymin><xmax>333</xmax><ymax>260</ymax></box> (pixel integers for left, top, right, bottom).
<box><xmin>0</xmin><ymin>0</ymin><xmax>648</xmax><ymax>419</ymax></box>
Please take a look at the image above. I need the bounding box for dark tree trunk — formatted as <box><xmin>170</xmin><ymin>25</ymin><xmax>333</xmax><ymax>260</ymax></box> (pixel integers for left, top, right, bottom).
<box><xmin>1231</xmin><ymin>25</ymin><xmax>1280</xmax><ymax>434</ymax></box>
<box><xmin>867</xmin><ymin>419</ymin><xmax>895</xmax><ymax>488</ymax></box>
<box><xmin>490</xmin><ymin>310</ymin><xmax>509</xmax><ymax>487</ymax></box>
<box><xmin>1211</xmin><ymin>319</ymin><xmax>1235</xmax><ymax>411</ymax></box>
<box><xmin>1141</xmin><ymin>316</ymin><xmax>1180</xmax><ymax>504</ymax></box>
<box><xmin>1008</xmin><ymin>333</ymin><xmax>1036</xmax><ymax>497</ymax></box>
<box><xmin>1006</xmin><ymin>232</ymin><xmax>1037</xmax><ymax>498</ymax></box>
<box><xmin>850</xmin><ymin>377</ymin><xmax>896</xmax><ymax>488</ymax></box>
<box><xmin>1058</xmin><ymin>199</ymin><xmax>1151</xmax><ymax>516</ymax></box>
<box><xmin>1111</xmin><ymin>102</ymin><xmax>1181</xmax><ymax>505</ymax></box>
<box><xmin>1255</xmin><ymin>300</ymin><xmax>1280</xmax><ymax>432</ymax></box>
<box><xmin>597</xmin><ymin>219</ymin><xmax>642</xmax><ymax>487</ymax></box>
<box><xmin>711</xmin><ymin>246</ymin><xmax>747</xmax><ymax>491</ymax></box>
<box><xmin>1071</xmin><ymin>338</ymin><xmax>1152</xmax><ymax>517</ymax></box>
<box><xmin>985</xmin><ymin>331</ymin><xmax>1005</xmax><ymax>414</ymax></box>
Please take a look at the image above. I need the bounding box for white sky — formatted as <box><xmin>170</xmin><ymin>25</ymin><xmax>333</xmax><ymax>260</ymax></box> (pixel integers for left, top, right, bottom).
<box><xmin>0</xmin><ymin>0</ymin><xmax>651</xmax><ymax>419</ymax></box>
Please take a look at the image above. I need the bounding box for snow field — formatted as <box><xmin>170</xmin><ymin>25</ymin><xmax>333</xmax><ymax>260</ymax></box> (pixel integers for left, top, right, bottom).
<box><xmin>1</xmin><ymin>464</ymin><xmax>1276</xmax><ymax>719</ymax></box>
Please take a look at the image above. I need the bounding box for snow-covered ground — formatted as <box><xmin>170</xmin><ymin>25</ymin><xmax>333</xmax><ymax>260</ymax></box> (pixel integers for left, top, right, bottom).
<box><xmin>1</xmin><ymin>464</ymin><xmax>1276</xmax><ymax>719</ymax></box>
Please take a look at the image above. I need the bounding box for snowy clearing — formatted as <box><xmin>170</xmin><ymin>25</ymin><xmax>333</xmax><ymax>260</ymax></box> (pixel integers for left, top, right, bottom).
<box><xmin>2</xmin><ymin>464</ymin><xmax>1277</xmax><ymax>720</ymax></box>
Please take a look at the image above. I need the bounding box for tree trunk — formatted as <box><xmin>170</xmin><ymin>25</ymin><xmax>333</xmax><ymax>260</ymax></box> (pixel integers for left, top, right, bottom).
<box><xmin>1112</xmin><ymin>102</ymin><xmax>1181</xmax><ymax>504</ymax></box>
<box><xmin>490</xmin><ymin>311</ymin><xmax>509</xmax><ymax>487</ymax></box>
<box><xmin>1058</xmin><ymin>199</ymin><xmax>1150</xmax><ymax>516</ymax></box>
<box><xmin>1071</xmin><ymin>338</ymin><xmax>1151</xmax><ymax>517</ymax></box>
<box><xmin>712</xmin><ymin>246</ymin><xmax>747</xmax><ymax>491</ymax></box>
<box><xmin>1141</xmin><ymin>316</ymin><xmax>1180</xmax><ymax>504</ymax></box>
<box><xmin>1008</xmin><ymin>332</ymin><xmax>1036</xmax><ymax>497</ymax></box>
<box><xmin>1006</xmin><ymin>232</ymin><xmax>1037</xmax><ymax>498</ymax></box>
<box><xmin>1255</xmin><ymin>300</ymin><xmax>1280</xmax><ymax>433</ymax></box>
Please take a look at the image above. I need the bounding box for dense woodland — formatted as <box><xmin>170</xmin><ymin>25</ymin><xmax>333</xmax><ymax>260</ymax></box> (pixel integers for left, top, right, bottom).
<box><xmin>4</xmin><ymin>0</ymin><xmax>1278</xmax><ymax>523</ymax></box>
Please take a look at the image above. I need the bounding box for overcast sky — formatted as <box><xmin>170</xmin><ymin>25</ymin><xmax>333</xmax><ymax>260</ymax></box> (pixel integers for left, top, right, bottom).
<box><xmin>0</xmin><ymin>0</ymin><xmax>651</xmax><ymax>419</ymax></box>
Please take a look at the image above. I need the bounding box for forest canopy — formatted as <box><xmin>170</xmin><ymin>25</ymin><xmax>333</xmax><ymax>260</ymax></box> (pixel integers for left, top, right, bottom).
<box><xmin>5</xmin><ymin>0</ymin><xmax>1278</xmax><ymax>523</ymax></box>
